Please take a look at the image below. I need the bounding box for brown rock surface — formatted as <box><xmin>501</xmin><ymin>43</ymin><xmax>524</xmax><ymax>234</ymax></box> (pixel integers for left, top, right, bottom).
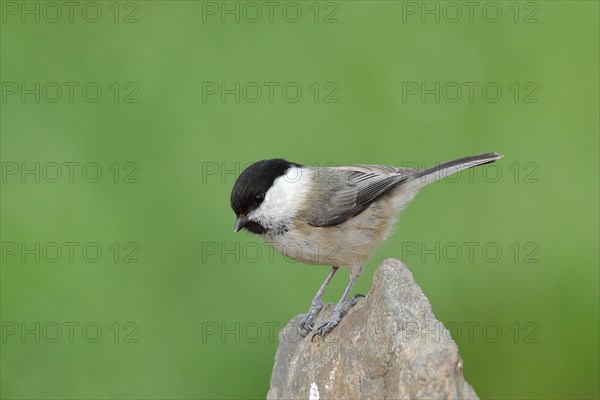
<box><xmin>267</xmin><ymin>258</ymin><xmax>478</xmax><ymax>400</ymax></box>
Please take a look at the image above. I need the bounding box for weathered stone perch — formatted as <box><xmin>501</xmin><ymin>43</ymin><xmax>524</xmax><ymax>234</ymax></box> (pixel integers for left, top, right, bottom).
<box><xmin>267</xmin><ymin>258</ymin><xmax>478</xmax><ymax>400</ymax></box>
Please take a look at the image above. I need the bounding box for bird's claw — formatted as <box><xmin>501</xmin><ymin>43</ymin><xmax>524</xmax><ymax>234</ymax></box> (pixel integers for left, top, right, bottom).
<box><xmin>311</xmin><ymin>316</ymin><xmax>341</xmax><ymax>341</ymax></box>
<box><xmin>297</xmin><ymin>319</ymin><xmax>314</xmax><ymax>337</ymax></box>
<box><xmin>297</xmin><ymin>300</ymin><xmax>325</xmax><ymax>337</ymax></box>
<box><xmin>311</xmin><ymin>293</ymin><xmax>365</xmax><ymax>341</ymax></box>
<box><xmin>347</xmin><ymin>293</ymin><xmax>365</xmax><ymax>307</ymax></box>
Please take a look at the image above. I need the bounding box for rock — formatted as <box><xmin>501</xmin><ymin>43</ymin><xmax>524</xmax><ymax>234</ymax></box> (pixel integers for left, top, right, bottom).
<box><xmin>267</xmin><ymin>258</ymin><xmax>479</xmax><ymax>400</ymax></box>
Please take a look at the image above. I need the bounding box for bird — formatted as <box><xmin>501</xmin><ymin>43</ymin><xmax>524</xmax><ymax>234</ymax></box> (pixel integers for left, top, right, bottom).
<box><xmin>230</xmin><ymin>152</ymin><xmax>501</xmax><ymax>338</ymax></box>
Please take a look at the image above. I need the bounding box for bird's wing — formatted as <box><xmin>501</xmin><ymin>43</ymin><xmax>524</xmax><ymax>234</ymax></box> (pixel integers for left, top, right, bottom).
<box><xmin>303</xmin><ymin>165</ymin><xmax>419</xmax><ymax>227</ymax></box>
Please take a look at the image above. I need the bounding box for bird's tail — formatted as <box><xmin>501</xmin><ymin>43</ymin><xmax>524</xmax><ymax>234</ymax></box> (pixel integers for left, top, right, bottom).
<box><xmin>402</xmin><ymin>152</ymin><xmax>502</xmax><ymax>193</ymax></box>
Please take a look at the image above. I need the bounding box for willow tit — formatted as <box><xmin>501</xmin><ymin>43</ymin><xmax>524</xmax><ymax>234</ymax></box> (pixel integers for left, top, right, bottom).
<box><xmin>230</xmin><ymin>152</ymin><xmax>501</xmax><ymax>338</ymax></box>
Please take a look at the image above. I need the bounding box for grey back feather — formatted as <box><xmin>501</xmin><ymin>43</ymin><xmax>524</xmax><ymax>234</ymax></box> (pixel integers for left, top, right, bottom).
<box><xmin>303</xmin><ymin>165</ymin><xmax>419</xmax><ymax>227</ymax></box>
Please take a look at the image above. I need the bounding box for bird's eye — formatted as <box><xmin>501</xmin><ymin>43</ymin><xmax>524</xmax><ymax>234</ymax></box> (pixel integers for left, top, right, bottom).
<box><xmin>254</xmin><ymin>193</ymin><xmax>265</xmax><ymax>204</ymax></box>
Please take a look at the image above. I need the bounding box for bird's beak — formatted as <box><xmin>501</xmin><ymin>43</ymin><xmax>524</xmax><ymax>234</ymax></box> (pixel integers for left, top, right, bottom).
<box><xmin>234</xmin><ymin>215</ymin><xmax>249</xmax><ymax>233</ymax></box>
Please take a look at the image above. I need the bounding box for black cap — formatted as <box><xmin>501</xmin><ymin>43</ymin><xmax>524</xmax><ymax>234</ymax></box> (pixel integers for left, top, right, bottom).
<box><xmin>230</xmin><ymin>158</ymin><xmax>301</xmax><ymax>234</ymax></box>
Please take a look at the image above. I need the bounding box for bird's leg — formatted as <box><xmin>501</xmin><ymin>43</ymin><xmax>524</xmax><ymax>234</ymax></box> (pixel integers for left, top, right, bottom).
<box><xmin>297</xmin><ymin>267</ymin><xmax>338</xmax><ymax>337</ymax></box>
<box><xmin>313</xmin><ymin>273</ymin><xmax>365</xmax><ymax>339</ymax></box>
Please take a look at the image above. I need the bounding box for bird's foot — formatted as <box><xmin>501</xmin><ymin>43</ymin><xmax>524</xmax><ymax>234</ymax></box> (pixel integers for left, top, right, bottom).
<box><xmin>297</xmin><ymin>300</ymin><xmax>324</xmax><ymax>337</ymax></box>
<box><xmin>312</xmin><ymin>312</ymin><xmax>341</xmax><ymax>340</ymax></box>
<box><xmin>312</xmin><ymin>294</ymin><xmax>365</xmax><ymax>340</ymax></box>
<box><xmin>346</xmin><ymin>293</ymin><xmax>366</xmax><ymax>309</ymax></box>
<box><xmin>297</xmin><ymin>317</ymin><xmax>315</xmax><ymax>337</ymax></box>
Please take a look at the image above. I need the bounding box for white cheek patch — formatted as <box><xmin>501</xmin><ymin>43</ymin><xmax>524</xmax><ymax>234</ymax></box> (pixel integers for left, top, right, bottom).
<box><xmin>248</xmin><ymin>167</ymin><xmax>311</xmax><ymax>229</ymax></box>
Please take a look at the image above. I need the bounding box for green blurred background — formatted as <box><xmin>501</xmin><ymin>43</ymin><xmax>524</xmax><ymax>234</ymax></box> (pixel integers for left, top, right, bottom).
<box><xmin>1</xmin><ymin>1</ymin><xmax>598</xmax><ymax>399</ymax></box>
